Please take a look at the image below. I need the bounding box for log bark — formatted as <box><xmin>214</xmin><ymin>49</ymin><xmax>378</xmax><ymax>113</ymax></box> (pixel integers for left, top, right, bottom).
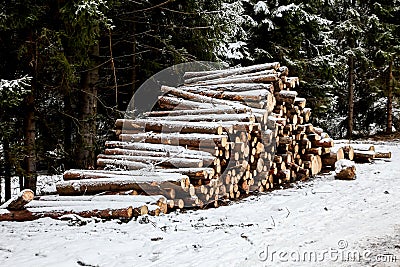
<box><xmin>37</xmin><ymin>194</ymin><xmax>167</xmax><ymax>207</ymax></box>
<box><xmin>63</xmin><ymin>169</ymin><xmax>189</xmax><ymax>180</ymax></box>
<box><xmin>183</xmin><ymin>62</ymin><xmax>280</xmax><ymax>81</ymax></box>
<box><xmin>104</xmin><ymin>141</ymin><xmax>213</xmax><ymax>158</ymax></box>
<box><xmin>97</xmin><ymin>154</ymin><xmax>206</xmax><ymax>168</ymax></box>
<box><xmin>143</xmin><ymin>113</ymin><xmax>257</xmax><ymax>124</ymax></box>
<box><xmin>157</xmin><ymin>96</ymin><xmax>218</xmax><ymax>110</ymax></box>
<box><xmin>97</xmin><ymin>158</ymin><xmax>150</xmax><ymax>170</ymax></box>
<box><xmin>180</xmin><ymin>83</ymin><xmax>274</xmax><ymax>93</ymax></box>
<box><xmin>161</xmin><ymin>86</ymin><xmax>266</xmax><ymax>114</ymax></box>
<box><xmin>192</xmin><ymin>73</ymin><xmax>279</xmax><ymax>86</ymax></box>
<box><xmin>0</xmin><ymin>206</ymin><xmax>135</xmax><ymax>221</ymax></box>
<box><xmin>104</xmin><ymin>148</ymin><xmax>216</xmax><ymax>162</ymax></box>
<box><xmin>115</xmin><ymin>119</ymin><xmax>225</xmax><ymax>135</ymax></box>
<box><xmin>56</xmin><ymin>175</ymin><xmax>189</xmax><ymax>196</ymax></box>
<box><xmin>374</xmin><ymin>151</ymin><xmax>391</xmax><ymax>159</ymax></box>
<box><xmin>181</xmin><ymin>87</ymin><xmax>272</xmax><ymax>102</ymax></box>
<box><xmin>353</xmin><ymin>150</ymin><xmax>375</xmax><ymax>163</ymax></box>
<box><xmin>143</xmin><ymin>107</ymin><xmax>246</xmax><ymax>117</ymax></box>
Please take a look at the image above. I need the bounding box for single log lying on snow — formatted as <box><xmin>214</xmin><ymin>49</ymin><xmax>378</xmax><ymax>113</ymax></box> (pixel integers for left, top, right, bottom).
<box><xmin>37</xmin><ymin>194</ymin><xmax>167</xmax><ymax>207</ymax></box>
<box><xmin>335</xmin><ymin>159</ymin><xmax>356</xmax><ymax>180</ymax></box>
<box><xmin>0</xmin><ymin>205</ymin><xmax>136</xmax><ymax>221</ymax></box>
<box><xmin>353</xmin><ymin>150</ymin><xmax>375</xmax><ymax>163</ymax></box>
<box><xmin>0</xmin><ymin>189</ymin><xmax>34</xmax><ymax>210</ymax></box>
<box><xmin>63</xmin><ymin>169</ymin><xmax>201</xmax><ymax>183</ymax></box>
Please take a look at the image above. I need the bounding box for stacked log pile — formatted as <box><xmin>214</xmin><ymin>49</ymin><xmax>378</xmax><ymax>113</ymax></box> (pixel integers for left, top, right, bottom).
<box><xmin>55</xmin><ymin>62</ymin><xmax>340</xmax><ymax>211</ymax></box>
<box><xmin>1</xmin><ymin>62</ymin><xmax>391</xmax><ymax>222</ymax></box>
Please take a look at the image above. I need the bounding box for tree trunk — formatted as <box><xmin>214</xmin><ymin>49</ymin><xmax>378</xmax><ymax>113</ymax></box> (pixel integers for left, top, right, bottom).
<box><xmin>3</xmin><ymin>139</ymin><xmax>11</xmax><ymax>201</ymax></box>
<box><xmin>347</xmin><ymin>54</ymin><xmax>354</xmax><ymax>139</ymax></box>
<box><xmin>23</xmin><ymin>93</ymin><xmax>37</xmax><ymax>192</ymax></box>
<box><xmin>131</xmin><ymin>21</ymin><xmax>137</xmax><ymax>108</ymax></box>
<box><xmin>24</xmin><ymin>34</ymin><xmax>37</xmax><ymax>192</ymax></box>
<box><xmin>75</xmin><ymin>43</ymin><xmax>99</xmax><ymax>169</ymax></box>
<box><xmin>386</xmin><ymin>58</ymin><xmax>393</xmax><ymax>134</ymax></box>
<box><xmin>63</xmin><ymin>93</ymin><xmax>73</xmax><ymax>169</ymax></box>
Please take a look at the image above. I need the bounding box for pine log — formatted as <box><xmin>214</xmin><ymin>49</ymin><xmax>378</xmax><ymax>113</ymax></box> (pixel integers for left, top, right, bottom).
<box><xmin>63</xmin><ymin>169</ymin><xmax>192</xmax><ymax>182</ymax></box>
<box><xmin>0</xmin><ymin>189</ymin><xmax>34</xmax><ymax>211</ymax></box>
<box><xmin>180</xmin><ymin>88</ymin><xmax>276</xmax><ymax>113</ymax></box>
<box><xmin>37</xmin><ymin>194</ymin><xmax>167</xmax><ymax>207</ymax></box>
<box><xmin>56</xmin><ymin>175</ymin><xmax>189</xmax><ymax>196</ymax></box>
<box><xmin>141</xmin><ymin>113</ymin><xmax>256</xmax><ymax>123</ymax></box>
<box><xmin>274</xmin><ymin>90</ymin><xmax>298</xmax><ymax>104</ymax></box>
<box><xmin>182</xmin><ymin>87</ymin><xmax>272</xmax><ymax>101</ymax></box>
<box><xmin>104</xmin><ymin>148</ymin><xmax>216</xmax><ymax>162</ymax></box>
<box><xmin>104</xmin><ymin>141</ymin><xmax>213</xmax><ymax>158</ymax></box>
<box><xmin>353</xmin><ymin>150</ymin><xmax>375</xmax><ymax>163</ymax></box>
<box><xmin>161</xmin><ymin>86</ymin><xmax>269</xmax><ymax>117</ymax></box>
<box><xmin>157</xmin><ymin>96</ymin><xmax>218</xmax><ymax>110</ymax></box>
<box><xmin>97</xmin><ymin>154</ymin><xmax>206</xmax><ymax>169</ymax></box>
<box><xmin>183</xmin><ymin>62</ymin><xmax>280</xmax><ymax>80</ymax></box>
<box><xmin>191</xmin><ymin>72</ymin><xmax>279</xmax><ymax>86</ymax></box>
<box><xmin>97</xmin><ymin>158</ymin><xmax>150</xmax><ymax>170</ymax></box>
<box><xmin>143</xmin><ymin>107</ymin><xmax>246</xmax><ymax>117</ymax></box>
<box><xmin>0</xmin><ymin>206</ymin><xmax>135</xmax><ymax>221</ymax></box>
<box><xmin>180</xmin><ymin>83</ymin><xmax>274</xmax><ymax>93</ymax></box>
<box><xmin>116</xmin><ymin>119</ymin><xmax>225</xmax><ymax>135</ymax></box>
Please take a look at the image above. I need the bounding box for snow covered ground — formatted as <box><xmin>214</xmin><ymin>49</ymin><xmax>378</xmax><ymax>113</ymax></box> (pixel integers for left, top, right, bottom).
<box><xmin>0</xmin><ymin>141</ymin><xmax>399</xmax><ymax>266</ymax></box>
